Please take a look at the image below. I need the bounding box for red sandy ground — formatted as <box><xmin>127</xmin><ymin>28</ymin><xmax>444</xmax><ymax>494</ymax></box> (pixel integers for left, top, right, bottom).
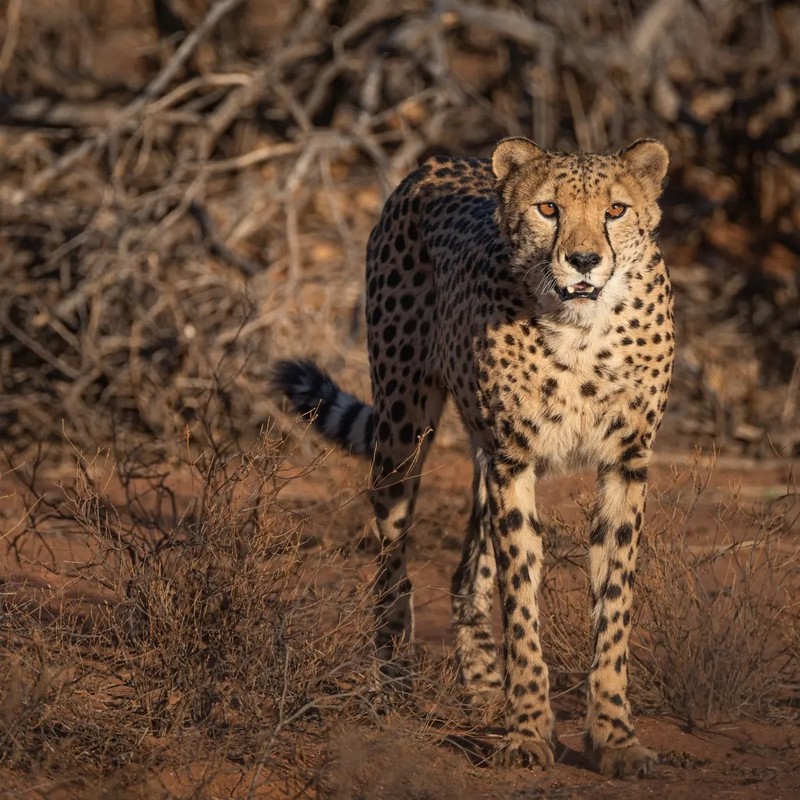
<box><xmin>1</xmin><ymin>444</ymin><xmax>798</xmax><ymax>798</ymax></box>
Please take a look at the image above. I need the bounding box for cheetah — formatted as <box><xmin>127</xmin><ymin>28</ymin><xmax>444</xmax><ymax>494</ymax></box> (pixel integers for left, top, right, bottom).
<box><xmin>273</xmin><ymin>137</ymin><xmax>674</xmax><ymax>778</ymax></box>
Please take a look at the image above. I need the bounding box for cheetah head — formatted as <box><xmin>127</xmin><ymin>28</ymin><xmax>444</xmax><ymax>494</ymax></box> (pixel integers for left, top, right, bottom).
<box><xmin>492</xmin><ymin>137</ymin><xmax>669</xmax><ymax>313</ymax></box>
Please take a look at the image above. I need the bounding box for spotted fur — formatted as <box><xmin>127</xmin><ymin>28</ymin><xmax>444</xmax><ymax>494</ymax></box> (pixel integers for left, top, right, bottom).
<box><xmin>274</xmin><ymin>137</ymin><xmax>674</xmax><ymax>778</ymax></box>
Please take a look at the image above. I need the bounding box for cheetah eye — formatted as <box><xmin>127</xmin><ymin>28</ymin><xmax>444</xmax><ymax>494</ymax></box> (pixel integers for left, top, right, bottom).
<box><xmin>536</xmin><ymin>202</ymin><xmax>559</xmax><ymax>219</ymax></box>
<box><xmin>606</xmin><ymin>203</ymin><xmax>627</xmax><ymax>219</ymax></box>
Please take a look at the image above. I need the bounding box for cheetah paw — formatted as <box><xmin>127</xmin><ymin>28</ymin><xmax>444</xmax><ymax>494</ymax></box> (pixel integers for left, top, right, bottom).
<box><xmin>494</xmin><ymin>734</ymin><xmax>555</xmax><ymax>770</ymax></box>
<box><xmin>595</xmin><ymin>743</ymin><xmax>659</xmax><ymax>779</ymax></box>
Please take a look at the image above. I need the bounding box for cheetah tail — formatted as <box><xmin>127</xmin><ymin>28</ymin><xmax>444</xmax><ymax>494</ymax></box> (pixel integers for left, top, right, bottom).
<box><xmin>270</xmin><ymin>359</ymin><xmax>375</xmax><ymax>455</ymax></box>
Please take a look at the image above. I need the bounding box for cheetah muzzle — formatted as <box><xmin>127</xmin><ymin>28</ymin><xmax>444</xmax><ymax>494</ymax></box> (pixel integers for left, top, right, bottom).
<box><xmin>273</xmin><ymin>136</ymin><xmax>674</xmax><ymax>780</ymax></box>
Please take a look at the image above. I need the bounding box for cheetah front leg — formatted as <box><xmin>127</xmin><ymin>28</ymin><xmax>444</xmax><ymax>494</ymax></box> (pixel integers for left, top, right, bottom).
<box><xmin>584</xmin><ymin>452</ymin><xmax>658</xmax><ymax>778</ymax></box>
<box><xmin>487</xmin><ymin>455</ymin><xmax>555</xmax><ymax>770</ymax></box>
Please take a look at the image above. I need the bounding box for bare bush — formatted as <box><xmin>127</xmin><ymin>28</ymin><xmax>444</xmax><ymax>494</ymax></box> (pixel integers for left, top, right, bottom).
<box><xmin>634</xmin><ymin>458</ymin><xmax>799</xmax><ymax>723</ymax></box>
<box><xmin>1</xmin><ymin>428</ymin><xmax>378</xmax><ymax>788</ymax></box>
<box><xmin>2</xmin><ymin>422</ymin><xmax>798</xmax><ymax>795</ymax></box>
<box><xmin>0</xmin><ymin>0</ymin><xmax>798</xmax><ymax>457</ymax></box>
<box><xmin>538</xmin><ymin>454</ymin><xmax>799</xmax><ymax>726</ymax></box>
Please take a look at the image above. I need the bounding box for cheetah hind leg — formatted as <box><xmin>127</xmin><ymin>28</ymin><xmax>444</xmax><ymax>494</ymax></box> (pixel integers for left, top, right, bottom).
<box><xmin>370</xmin><ymin>381</ymin><xmax>447</xmax><ymax>697</ymax></box>
<box><xmin>451</xmin><ymin>448</ymin><xmax>504</xmax><ymax>717</ymax></box>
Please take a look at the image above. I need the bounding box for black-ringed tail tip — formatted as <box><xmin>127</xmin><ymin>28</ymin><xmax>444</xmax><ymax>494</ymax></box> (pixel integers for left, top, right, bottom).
<box><xmin>271</xmin><ymin>359</ymin><xmax>375</xmax><ymax>454</ymax></box>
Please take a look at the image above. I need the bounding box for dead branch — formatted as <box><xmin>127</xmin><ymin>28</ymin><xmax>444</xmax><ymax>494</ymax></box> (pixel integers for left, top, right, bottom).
<box><xmin>0</xmin><ymin>0</ymin><xmax>22</xmax><ymax>79</ymax></box>
<box><xmin>0</xmin><ymin>97</ymin><xmax>121</xmax><ymax>128</ymax></box>
<box><xmin>19</xmin><ymin>0</ymin><xmax>246</xmax><ymax>199</ymax></box>
<box><xmin>0</xmin><ymin>0</ymin><xmax>797</xmax><ymax>459</ymax></box>
<box><xmin>188</xmin><ymin>202</ymin><xmax>263</xmax><ymax>277</ymax></box>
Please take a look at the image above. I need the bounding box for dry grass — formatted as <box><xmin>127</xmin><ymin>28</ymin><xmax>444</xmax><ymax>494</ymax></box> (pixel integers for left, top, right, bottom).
<box><xmin>2</xmin><ymin>431</ymin><xmax>797</xmax><ymax>796</ymax></box>
<box><xmin>635</xmin><ymin>456</ymin><xmax>799</xmax><ymax>723</ymax></box>
<box><xmin>538</xmin><ymin>452</ymin><xmax>800</xmax><ymax>727</ymax></box>
<box><xmin>1</xmin><ymin>426</ymin><xmax>384</xmax><ymax>794</ymax></box>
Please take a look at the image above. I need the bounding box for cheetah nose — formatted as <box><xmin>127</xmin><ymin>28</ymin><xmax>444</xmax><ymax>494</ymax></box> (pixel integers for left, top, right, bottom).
<box><xmin>566</xmin><ymin>251</ymin><xmax>601</xmax><ymax>274</ymax></box>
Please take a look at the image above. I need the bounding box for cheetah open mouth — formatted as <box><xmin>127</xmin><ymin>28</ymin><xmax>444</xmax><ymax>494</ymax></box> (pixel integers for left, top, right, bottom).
<box><xmin>556</xmin><ymin>281</ymin><xmax>601</xmax><ymax>301</ymax></box>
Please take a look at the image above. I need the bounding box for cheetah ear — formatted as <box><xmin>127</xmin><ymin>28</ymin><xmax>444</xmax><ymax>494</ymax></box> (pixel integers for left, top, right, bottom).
<box><xmin>621</xmin><ymin>139</ymin><xmax>670</xmax><ymax>197</ymax></box>
<box><xmin>491</xmin><ymin>137</ymin><xmax>546</xmax><ymax>182</ymax></box>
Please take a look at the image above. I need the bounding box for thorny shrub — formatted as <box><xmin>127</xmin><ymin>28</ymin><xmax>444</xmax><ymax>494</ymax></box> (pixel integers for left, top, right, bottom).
<box><xmin>1</xmin><ymin>428</ymin><xmax>378</xmax><ymax>777</ymax></box>
<box><xmin>1</xmin><ymin>435</ymin><xmax>798</xmax><ymax>794</ymax></box>
<box><xmin>635</xmin><ymin>455</ymin><xmax>798</xmax><ymax>723</ymax></box>
<box><xmin>538</xmin><ymin>452</ymin><xmax>798</xmax><ymax>725</ymax></box>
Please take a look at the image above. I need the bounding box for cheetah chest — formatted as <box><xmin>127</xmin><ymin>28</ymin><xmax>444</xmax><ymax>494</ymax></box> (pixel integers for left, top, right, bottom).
<box><xmin>473</xmin><ymin>320</ymin><xmax>639</xmax><ymax>472</ymax></box>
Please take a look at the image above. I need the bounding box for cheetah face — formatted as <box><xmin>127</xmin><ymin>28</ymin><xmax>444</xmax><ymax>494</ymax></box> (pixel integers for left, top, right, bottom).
<box><xmin>492</xmin><ymin>138</ymin><xmax>669</xmax><ymax>310</ymax></box>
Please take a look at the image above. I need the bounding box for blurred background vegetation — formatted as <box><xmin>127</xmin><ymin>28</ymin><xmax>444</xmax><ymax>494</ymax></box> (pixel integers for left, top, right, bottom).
<box><xmin>1</xmin><ymin>0</ymin><xmax>798</xmax><ymax>458</ymax></box>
